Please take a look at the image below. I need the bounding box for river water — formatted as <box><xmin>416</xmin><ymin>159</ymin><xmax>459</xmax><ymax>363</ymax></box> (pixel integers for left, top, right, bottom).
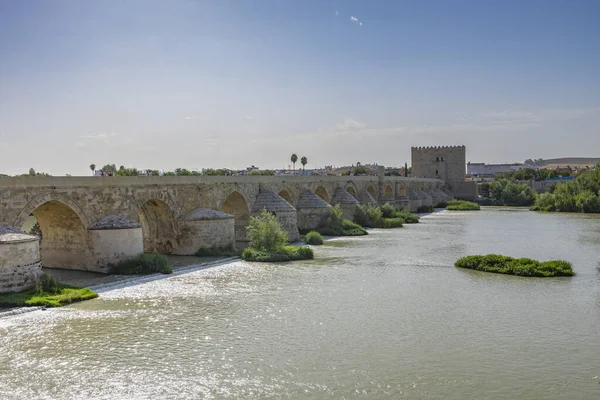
<box><xmin>1</xmin><ymin>208</ymin><xmax>599</xmax><ymax>399</ymax></box>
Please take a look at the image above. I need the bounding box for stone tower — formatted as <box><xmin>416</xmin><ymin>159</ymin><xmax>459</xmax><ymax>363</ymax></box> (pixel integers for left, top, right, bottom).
<box><xmin>411</xmin><ymin>145</ymin><xmax>466</xmax><ymax>185</ymax></box>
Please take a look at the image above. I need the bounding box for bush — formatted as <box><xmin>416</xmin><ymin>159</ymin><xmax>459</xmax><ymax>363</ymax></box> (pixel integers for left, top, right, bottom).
<box><xmin>394</xmin><ymin>211</ymin><xmax>420</xmax><ymax>223</ymax></box>
<box><xmin>246</xmin><ymin>209</ymin><xmax>289</xmax><ymax>252</ymax></box>
<box><xmin>305</xmin><ymin>231</ymin><xmax>324</xmax><ymax>245</ymax></box>
<box><xmin>37</xmin><ymin>272</ymin><xmax>60</xmax><ymax>294</ymax></box>
<box><xmin>417</xmin><ymin>205</ymin><xmax>433</xmax><ymax>213</ymax></box>
<box><xmin>380</xmin><ymin>203</ymin><xmax>395</xmax><ymax>218</ymax></box>
<box><xmin>446</xmin><ymin>200</ymin><xmax>480</xmax><ymax>211</ymax></box>
<box><xmin>455</xmin><ymin>254</ymin><xmax>574</xmax><ymax>277</ymax></box>
<box><xmin>318</xmin><ymin>205</ymin><xmax>368</xmax><ymax>236</ymax></box>
<box><xmin>242</xmin><ymin>245</ymin><xmax>314</xmax><ymax>262</ymax></box>
<box><xmin>110</xmin><ymin>253</ymin><xmax>172</xmax><ymax>275</ymax></box>
<box><xmin>530</xmin><ymin>168</ymin><xmax>600</xmax><ymax>214</ymax></box>
<box><xmin>489</xmin><ymin>179</ymin><xmax>536</xmax><ymax>206</ymax></box>
<box><xmin>195</xmin><ymin>246</ymin><xmax>237</xmax><ymax>257</ymax></box>
<box><xmin>381</xmin><ymin>217</ymin><xmax>403</xmax><ymax>228</ymax></box>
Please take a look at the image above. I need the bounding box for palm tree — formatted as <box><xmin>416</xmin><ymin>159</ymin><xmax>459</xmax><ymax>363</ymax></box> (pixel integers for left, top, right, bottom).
<box><xmin>290</xmin><ymin>153</ymin><xmax>298</xmax><ymax>174</ymax></box>
<box><xmin>300</xmin><ymin>156</ymin><xmax>307</xmax><ymax>173</ymax></box>
<box><xmin>90</xmin><ymin>164</ymin><xmax>96</xmax><ymax>176</ymax></box>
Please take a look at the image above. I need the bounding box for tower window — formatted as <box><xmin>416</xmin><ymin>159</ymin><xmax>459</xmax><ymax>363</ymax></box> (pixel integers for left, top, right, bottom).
<box><xmin>436</xmin><ymin>170</ymin><xmax>438</xmax><ymax>175</ymax></box>
<box><xmin>441</xmin><ymin>157</ymin><xmax>444</xmax><ymax>162</ymax></box>
<box><xmin>436</xmin><ymin>157</ymin><xmax>439</xmax><ymax>162</ymax></box>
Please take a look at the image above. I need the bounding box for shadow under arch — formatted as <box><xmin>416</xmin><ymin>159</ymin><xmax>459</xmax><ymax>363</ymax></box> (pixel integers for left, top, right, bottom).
<box><xmin>138</xmin><ymin>199</ymin><xmax>178</xmax><ymax>253</ymax></box>
<box><xmin>384</xmin><ymin>184</ymin><xmax>394</xmax><ymax>198</ymax></box>
<box><xmin>366</xmin><ymin>183</ymin><xmax>377</xmax><ymax>200</ymax></box>
<box><xmin>19</xmin><ymin>199</ymin><xmax>91</xmax><ymax>269</ymax></box>
<box><xmin>278</xmin><ymin>189</ymin><xmax>295</xmax><ymax>206</ymax></box>
<box><xmin>222</xmin><ymin>191</ymin><xmax>251</xmax><ymax>242</ymax></box>
<box><xmin>315</xmin><ymin>186</ymin><xmax>330</xmax><ymax>203</ymax></box>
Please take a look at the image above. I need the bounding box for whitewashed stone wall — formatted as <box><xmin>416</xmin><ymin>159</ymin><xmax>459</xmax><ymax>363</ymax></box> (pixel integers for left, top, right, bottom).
<box><xmin>89</xmin><ymin>228</ymin><xmax>144</xmax><ymax>272</ymax></box>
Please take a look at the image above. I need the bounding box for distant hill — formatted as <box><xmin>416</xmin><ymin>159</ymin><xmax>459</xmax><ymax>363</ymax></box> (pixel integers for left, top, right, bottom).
<box><xmin>540</xmin><ymin>157</ymin><xmax>600</xmax><ymax>167</ymax></box>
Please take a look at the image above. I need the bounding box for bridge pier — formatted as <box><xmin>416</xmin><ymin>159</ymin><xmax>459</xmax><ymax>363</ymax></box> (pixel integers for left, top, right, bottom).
<box><xmin>330</xmin><ymin>187</ymin><xmax>360</xmax><ymax>221</ymax></box>
<box><xmin>88</xmin><ymin>216</ymin><xmax>144</xmax><ymax>272</ymax></box>
<box><xmin>0</xmin><ymin>225</ymin><xmax>42</xmax><ymax>293</ymax></box>
<box><xmin>296</xmin><ymin>189</ymin><xmax>331</xmax><ymax>232</ymax></box>
<box><xmin>175</xmin><ymin>208</ymin><xmax>235</xmax><ymax>255</ymax></box>
<box><xmin>252</xmin><ymin>190</ymin><xmax>299</xmax><ymax>242</ymax></box>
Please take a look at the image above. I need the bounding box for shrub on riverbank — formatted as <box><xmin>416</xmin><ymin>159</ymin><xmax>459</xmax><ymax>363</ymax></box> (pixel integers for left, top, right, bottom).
<box><xmin>489</xmin><ymin>179</ymin><xmax>536</xmax><ymax>206</ymax></box>
<box><xmin>530</xmin><ymin>168</ymin><xmax>600</xmax><ymax>213</ymax></box>
<box><xmin>446</xmin><ymin>200</ymin><xmax>481</xmax><ymax>211</ymax></box>
<box><xmin>318</xmin><ymin>205</ymin><xmax>368</xmax><ymax>236</ymax></box>
<box><xmin>353</xmin><ymin>204</ymin><xmax>407</xmax><ymax>229</ymax></box>
<box><xmin>109</xmin><ymin>253</ymin><xmax>172</xmax><ymax>275</ymax></box>
<box><xmin>0</xmin><ymin>273</ymin><xmax>98</xmax><ymax>308</ymax></box>
<box><xmin>195</xmin><ymin>246</ymin><xmax>237</xmax><ymax>257</ymax></box>
<box><xmin>242</xmin><ymin>209</ymin><xmax>313</xmax><ymax>262</ymax></box>
<box><xmin>455</xmin><ymin>254</ymin><xmax>574</xmax><ymax>277</ymax></box>
<box><xmin>394</xmin><ymin>211</ymin><xmax>420</xmax><ymax>223</ymax></box>
<box><xmin>242</xmin><ymin>245</ymin><xmax>314</xmax><ymax>262</ymax></box>
<box><xmin>417</xmin><ymin>205</ymin><xmax>433</xmax><ymax>213</ymax></box>
<box><xmin>305</xmin><ymin>231</ymin><xmax>324</xmax><ymax>245</ymax></box>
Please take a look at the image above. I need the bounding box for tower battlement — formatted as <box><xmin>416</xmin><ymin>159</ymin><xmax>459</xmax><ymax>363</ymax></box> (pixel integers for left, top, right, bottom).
<box><xmin>411</xmin><ymin>145</ymin><xmax>466</xmax><ymax>184</ymax></box>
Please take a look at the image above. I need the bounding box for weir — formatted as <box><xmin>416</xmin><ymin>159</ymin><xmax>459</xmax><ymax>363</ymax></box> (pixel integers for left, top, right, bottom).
<box><xmin>0</xmin><ymin>174</ymin><xmax>451</xmax><ymax>288</ymax></box>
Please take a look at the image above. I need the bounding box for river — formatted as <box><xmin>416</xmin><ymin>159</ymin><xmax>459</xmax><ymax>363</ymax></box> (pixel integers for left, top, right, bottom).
<box><xmin>1</xmin><ymin>208</ymin><xmax>599</xmax><ymax>399</ymax></box>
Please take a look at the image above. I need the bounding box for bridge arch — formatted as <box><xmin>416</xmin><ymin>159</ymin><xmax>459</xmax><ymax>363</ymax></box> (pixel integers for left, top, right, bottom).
<box><xmin>396</xmin><ymin>182</ymin><xmax>407</xmax><ymax>197</ymax></box>
<box><xmin>345</xmin><ymin>181</ymin><xmax>359</xmax><ymax>200</ymax></box>
<box><xmin>221</xmin><ymin>191</ymin><xmax>251</xmax><ymax>242</ymax></box>
<box><xmin>15</xmin><ymin>192</ymin><xmax>90</xmax><ymax>230</ymax></box>
<box><xmin>384</xmin><ymin>184</ymin><xmax>394</xmax><ymax>198</ymax></box>
<box><xmin>278</xmin><ymin>189</ymin><xmax>295</xmax><ymax>206</ymax></box>
<box><xmin>16</xmin><ymin>194</ymin><xmax>91</xmax><ymax>269</ymax></box>
<box><xmin>315</xmin><ymin>186</ymin><xmax>330</xmax><ymax>203</ymax></box>
<box><xmin>366</xmin><ymin>182</ymin><xmax>377</xmax><ymax>199</ymax></box>
<box><xmin>137</xmin><ymin>199</ymin><xmax>178</xmax><ymax>253</ymax></box>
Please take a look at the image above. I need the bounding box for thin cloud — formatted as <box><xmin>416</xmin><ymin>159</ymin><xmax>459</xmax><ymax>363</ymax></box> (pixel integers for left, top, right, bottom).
<box><xmin>359</xmin><ymin>22</ymin><xmax>363</xmax><ymax>26</ymax></box>
<box><xmin>335</xmin><ymin>11</ymin><xmax>339</xmax><ymax>16</ymax></box>
<box><xmin>245</xmin><ymin>116</ymin><xmax>254</xmax><ymax>120</ymax></box>
<box><xmin>80</xmin><ymin>132</ymin><xmax>116</xmax><ymax>139</ymax></box>
<box><xmin>350</xmin><ymin>16</ymin><xmax>358</xmax><ymax>22</ymax></box>
<box><xmin>185</xmin><ymin>116</ymin><xmax>197</xmax><ymax>120</ymax></box>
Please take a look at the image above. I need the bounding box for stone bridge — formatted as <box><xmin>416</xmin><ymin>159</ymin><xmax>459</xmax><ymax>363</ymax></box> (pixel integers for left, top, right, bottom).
<box><xmin>0</xmin><ymin>172</ymin><xmax>451</xmax><ymax>286</ymax></box>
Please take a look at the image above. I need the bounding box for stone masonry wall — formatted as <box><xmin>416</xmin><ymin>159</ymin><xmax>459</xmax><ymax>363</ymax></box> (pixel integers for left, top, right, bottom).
<box><xmin>89</xmin><ymin>228</ymin><xmax>144</xmax><ymax>272</ymax></box>
<box><xmin>0</xmin><ymin>240</ymin><xmax>42</xmax><ymax>293</ymax></box>
<box><xmin>175</xmin><ymin>219</ymin><xmax>235</xmax><ymax>255</ymax></box>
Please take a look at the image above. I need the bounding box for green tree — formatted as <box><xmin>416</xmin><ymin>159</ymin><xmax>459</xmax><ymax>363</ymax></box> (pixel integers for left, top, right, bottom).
<box><xmin>291</xmin><ymin>153</ymin><xmax>298</xmax><ymax>174</ymax></box>
<box><xmin>246</xmin><ymin>209</ymin><xmax>289</xmax><ymax>252</ymax></box>
<box><xmin>300</xmin><ymin>156</ymin><xmax>307</xmax><ymax>172</ymax></box>
<box><xmin>29</xmin><ymin>168</ymin><xmax>35</xmax><ymax>176</ymax></box>
<box><xmin>90</xmin><ymin>164</ymin><xmax>96</xmax><ymax>175</ymax></box>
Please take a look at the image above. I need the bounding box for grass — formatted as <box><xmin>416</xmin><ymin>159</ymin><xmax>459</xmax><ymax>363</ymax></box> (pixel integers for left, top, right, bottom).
<box><xmin>393</xmin><ymin>211</ymin><xmax>420</xmax><ymax>224</ymax></box>
<box><xmin>195</xmin><ymin>246</ymin><xmax>237</xmax><ymax>257</ymax></box>
<box><xmin>109</xmin><ymin>253</ymin><xmax>172</xmax><ymax>275</ymax></box>
<box><xmin>305</xmin><ymin>231</ymin><xmax>324</xmax><ymax>245</ymax></box>
<box><xmin>0</xmin><ymin>273</ymin><xmax>98</xmax><ymax>308</ymax></box>
<box><xmin>455</xmin><ymin>254</ymin><xmax>574</xmax><ymax>277</ymax></box>
<box><xmin>446</xmin><ymin>200</ymin><xmax>481</xmax><ymax>211</ymax></box>
<box><xmin>242</xmin><ymin>245</ymin><xmax>314</xmax><ymax>262</ymax></box>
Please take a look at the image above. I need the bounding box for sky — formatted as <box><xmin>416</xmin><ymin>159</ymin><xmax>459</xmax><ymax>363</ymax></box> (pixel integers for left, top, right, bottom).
<box><xmin>1</xmin><ymin>0</ymin><xmax>599</xmax><ymax>176</ymax></box>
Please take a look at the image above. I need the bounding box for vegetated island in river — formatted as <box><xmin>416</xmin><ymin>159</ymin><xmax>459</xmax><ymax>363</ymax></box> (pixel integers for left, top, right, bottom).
<box><xmin>446</xmin><ymin>200</ymin><xmax>481</xmax><ymax>211</ymax></box>
<box><xmin>455</xmin><ymin>254</ymin><xmax>574</xmax><ymax>277</ymax></box>
<box><xmin>242</xmin><ymin>209</ymin><xmax>314</xmax><ymax>262</ymax></box>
